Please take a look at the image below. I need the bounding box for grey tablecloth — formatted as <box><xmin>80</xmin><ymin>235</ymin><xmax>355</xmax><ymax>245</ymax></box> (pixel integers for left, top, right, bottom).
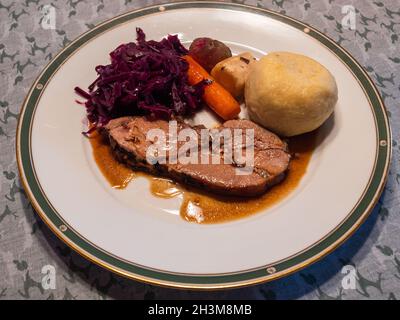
<box><xmin>0</xmin><ymin>0</ymin><xmax>399</xmax><ymax>300</ymax></box>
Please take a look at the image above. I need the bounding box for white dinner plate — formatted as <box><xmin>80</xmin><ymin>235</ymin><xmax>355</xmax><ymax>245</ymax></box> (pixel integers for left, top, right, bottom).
<box><xmin>16</xmin><ymin>2</ymin><xmax>391</xmax><ymax>289</ymax></box>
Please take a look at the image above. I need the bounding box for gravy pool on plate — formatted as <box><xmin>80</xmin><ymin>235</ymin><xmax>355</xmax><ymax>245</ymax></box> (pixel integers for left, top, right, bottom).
<box><xmin>89</xmin><ymin>130</ymin><xmax>317</xmax><ymax>224</ymax></box>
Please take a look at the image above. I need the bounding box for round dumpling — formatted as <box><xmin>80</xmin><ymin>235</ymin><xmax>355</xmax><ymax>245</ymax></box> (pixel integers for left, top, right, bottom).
<box><xmin>245</xmin><ymin>52</ymin><xmax>338</xmax><ymax>137</ymax></box>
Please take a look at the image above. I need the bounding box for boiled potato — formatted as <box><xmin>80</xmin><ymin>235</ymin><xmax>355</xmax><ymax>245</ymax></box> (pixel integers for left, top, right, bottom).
<box><xmin>211</xmin><ymin>52</ymin><xmax>256</xmax><ymax>98</ymax></box>
<box><xmin>189</xmin><ymin>38</ymin><xmax>232</xmax><ymax>72</ymax></box>
<box><xmin>245</xmin><ymin>52</ymin><xmax>338</xmax><ymax>136</ymax></box>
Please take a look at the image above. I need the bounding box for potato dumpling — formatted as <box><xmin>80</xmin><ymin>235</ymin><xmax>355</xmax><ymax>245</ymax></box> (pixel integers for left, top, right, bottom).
<box><xmin>211</xmin><ymin>52</ymin><xmax>256</xmax><ymax>98</ymax></box>
<box><xmin>245</xmin><ymin>52</ymin><xmax>338</xmax><ymax>137</ymax></box>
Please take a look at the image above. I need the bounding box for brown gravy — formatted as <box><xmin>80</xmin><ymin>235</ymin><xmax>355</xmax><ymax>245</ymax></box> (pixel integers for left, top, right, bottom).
<box><xmin>89</xmin><ymin>130</ymin><xmax>317</xmax><ymax>223</ymax></box>
<box><xmin>90</xmin><ymin>130</ymin><xmax>136</xmax><ymax>189</ymax></box>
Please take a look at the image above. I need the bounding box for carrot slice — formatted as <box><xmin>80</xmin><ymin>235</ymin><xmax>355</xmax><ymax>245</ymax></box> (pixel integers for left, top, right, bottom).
<box><xmin>183</xmin><ymin>55</ymin><xmax>241</xmax><ymax>120</ymax></box>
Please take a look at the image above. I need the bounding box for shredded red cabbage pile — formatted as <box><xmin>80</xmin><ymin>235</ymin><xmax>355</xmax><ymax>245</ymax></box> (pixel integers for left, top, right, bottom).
<box><xmin>75</xmin><ymin>28</ymin><xmax>207</xmax><ymax>128</ymax></box>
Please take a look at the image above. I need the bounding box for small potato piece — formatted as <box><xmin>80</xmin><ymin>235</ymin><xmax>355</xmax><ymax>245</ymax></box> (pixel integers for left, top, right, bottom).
<box><xmin>189</xmin><ymin>38</ymin><xmax>232</xmax><ymax>72</ymax></box>
<box><xmin>211</xmin><ymin>52</ymin><xmax>256</xmax><ymax>98</ymax></box>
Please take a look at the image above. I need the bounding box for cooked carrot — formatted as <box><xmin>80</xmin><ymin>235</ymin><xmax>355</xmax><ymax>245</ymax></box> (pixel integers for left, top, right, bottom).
<box><xmin>183</xmin><ymin>55</ymin><xmax>241</xmax><ymax>120</ymax></box>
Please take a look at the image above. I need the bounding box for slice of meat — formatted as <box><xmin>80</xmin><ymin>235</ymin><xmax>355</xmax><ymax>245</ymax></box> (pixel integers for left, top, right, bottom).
<box><xmin>101</xmin><ymin>116</ymin><xmax>291</xmax><ymax>197</ymax></box>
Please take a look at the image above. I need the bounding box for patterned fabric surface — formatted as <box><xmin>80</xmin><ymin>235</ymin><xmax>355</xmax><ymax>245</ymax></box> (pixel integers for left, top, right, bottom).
<box><xmin>0</xmin><ymin>0</ymin><xmax>399</xmax><ymax>300</ymax></box>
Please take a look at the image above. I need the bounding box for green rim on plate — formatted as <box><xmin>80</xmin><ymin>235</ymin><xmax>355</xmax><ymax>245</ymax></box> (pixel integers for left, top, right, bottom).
<box><xmin>16</xmin><ymin>1</ymin><xmax>391</xmax><ymax>289</ymax></box>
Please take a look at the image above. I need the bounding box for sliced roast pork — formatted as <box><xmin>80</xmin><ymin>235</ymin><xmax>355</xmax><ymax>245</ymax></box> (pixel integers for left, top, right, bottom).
<box><xmin>101</xmin><ymin>116</ymin><xmax>291</xmax><ymax>197</ymax></box>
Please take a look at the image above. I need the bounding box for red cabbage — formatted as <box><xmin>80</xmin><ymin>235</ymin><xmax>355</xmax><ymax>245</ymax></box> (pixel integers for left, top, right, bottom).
<box><xmin>75</xmin><ymin>28</ymin><xmax>207</xmax><ymax>127</ymax></box>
